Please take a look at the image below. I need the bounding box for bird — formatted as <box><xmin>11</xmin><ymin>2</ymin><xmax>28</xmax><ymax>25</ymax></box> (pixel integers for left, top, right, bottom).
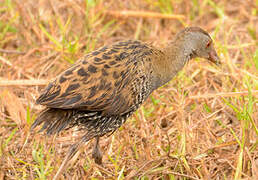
<box><xmin>31</xmin><ymin>27</ymin><xmax>220</xmax><ymax>178</ymax></box>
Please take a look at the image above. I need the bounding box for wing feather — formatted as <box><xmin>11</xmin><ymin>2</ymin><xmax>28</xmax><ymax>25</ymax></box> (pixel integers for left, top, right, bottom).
<box><xmin>37</xmin><ymin>40</ymin><xmax>154</xmax><ymax>115</ymax></box>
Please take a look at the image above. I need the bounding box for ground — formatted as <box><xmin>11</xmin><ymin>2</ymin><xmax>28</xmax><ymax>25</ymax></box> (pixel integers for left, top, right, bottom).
<box><xmin>0</xmin><ymin>0</ymin><xmax>257</xmax><ymax>179</ymax></box>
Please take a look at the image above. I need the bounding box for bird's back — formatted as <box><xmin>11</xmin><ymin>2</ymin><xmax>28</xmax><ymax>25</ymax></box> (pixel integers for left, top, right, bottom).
<box><xmin>33</xmin><ymin>40</ymin><xmax>162</xmax><ymax>135</ymax></box>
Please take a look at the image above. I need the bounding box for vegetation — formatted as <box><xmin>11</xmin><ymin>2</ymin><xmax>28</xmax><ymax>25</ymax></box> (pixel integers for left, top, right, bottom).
<box><xmin>0</xmin><ymin>0</ymin><xmax>257</xmax><ymax>179</ymax></box>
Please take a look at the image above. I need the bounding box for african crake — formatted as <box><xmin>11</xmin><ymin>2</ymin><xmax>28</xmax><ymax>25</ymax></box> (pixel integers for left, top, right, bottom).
<box><xmin>32</xmin><ymin>27</ymin><xmax>220</xmax><ymax>169</ymax></box>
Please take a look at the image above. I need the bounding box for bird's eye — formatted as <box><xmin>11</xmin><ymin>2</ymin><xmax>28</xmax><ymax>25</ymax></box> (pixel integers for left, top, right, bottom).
<box><xmin>206</xmin><ymin>41</ymin><xmax>211</xmax><ymax>48</ymax></box>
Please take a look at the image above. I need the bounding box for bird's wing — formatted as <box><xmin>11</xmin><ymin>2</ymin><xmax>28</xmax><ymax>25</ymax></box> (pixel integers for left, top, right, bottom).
<box><xmin>36</xmin><ymin>40</ymin><xmax>153</xmax><ymax>116</ymax></box>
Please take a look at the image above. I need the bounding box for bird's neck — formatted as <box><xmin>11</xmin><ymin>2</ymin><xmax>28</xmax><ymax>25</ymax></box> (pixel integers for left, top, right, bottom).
<box><xmin>155</xmin><ymin>40</ymin><xmax>191</xmax><ymax>86</ymax></box>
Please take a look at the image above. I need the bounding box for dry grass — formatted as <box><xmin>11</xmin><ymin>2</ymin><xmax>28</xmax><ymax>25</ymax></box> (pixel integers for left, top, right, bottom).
<box><xmin>0</xmin><ymin>0</ymin><xmax>257</xmax><ymax>179</ymax></box>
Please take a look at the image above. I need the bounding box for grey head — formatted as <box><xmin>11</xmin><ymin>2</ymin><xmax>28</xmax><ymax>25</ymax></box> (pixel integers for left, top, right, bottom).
<box><xmin>175</xmin><ymin>27</ymin><xmax>220</xmax><ymax>65</ymax></box>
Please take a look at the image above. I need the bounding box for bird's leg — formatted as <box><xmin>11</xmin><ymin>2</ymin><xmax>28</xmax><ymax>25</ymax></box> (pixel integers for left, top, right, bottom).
<box><xmin>92</xmin><ymin>136</ymin><xmax>102</xmax><ymax>164</ymax></box>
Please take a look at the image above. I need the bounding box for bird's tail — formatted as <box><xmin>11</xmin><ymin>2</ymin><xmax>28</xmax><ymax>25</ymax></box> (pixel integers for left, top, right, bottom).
<box><xmin>31</xmin><ymin>108</ymin><xmax>126</xmax><ymax>178</ymax></box>
<box><xmin>31</xmin><ymin>109</ymin><xmax>101</xmax><ymax>179</ymax></box>
<box><xmin>31</xmin><ymin>108</ymin><xmax>75</xmax><ymax>134</ymax></box>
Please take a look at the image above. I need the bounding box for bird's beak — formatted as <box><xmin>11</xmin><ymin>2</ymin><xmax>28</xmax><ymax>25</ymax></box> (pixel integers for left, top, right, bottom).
<box><xmin>208</xmin><ymin>49</ymin><xmax>220</xmax><ymax>66</ymax></box>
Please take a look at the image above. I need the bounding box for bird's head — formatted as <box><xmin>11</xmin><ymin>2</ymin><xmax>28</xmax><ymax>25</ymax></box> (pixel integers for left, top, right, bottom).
<box><xmin>175</xmin><ymin>27</ymin><xmax>220</xmax><ymax>65</ymax></box>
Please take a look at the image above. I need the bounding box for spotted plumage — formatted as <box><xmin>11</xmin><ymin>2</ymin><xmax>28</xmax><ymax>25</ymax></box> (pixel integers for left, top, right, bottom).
<box><xmin>31</xmin><ymin>27</ymin><xmax>220</xmax><ymax>177</ymax></box>
<box><xmin>36</xmin><ymin>40</ymin><xmax>157</xmax><ymax>116</ymax></box>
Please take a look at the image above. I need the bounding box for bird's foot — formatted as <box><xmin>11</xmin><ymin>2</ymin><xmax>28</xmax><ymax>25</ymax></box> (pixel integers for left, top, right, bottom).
<box><xmin>92</xmin><ymin>137</ymin><xmax>103</xmax><ymax>165</ymax></box>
